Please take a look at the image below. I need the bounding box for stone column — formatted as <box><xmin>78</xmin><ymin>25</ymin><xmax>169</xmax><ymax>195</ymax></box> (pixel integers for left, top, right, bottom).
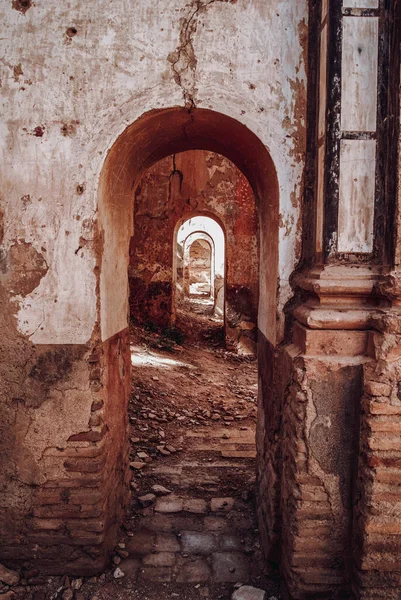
<box><xmin>275</xmin><ymin>0</ymin><xmax>401</xmax><ymax>597</ymax></box>
<box><xmin>280</xmin><ymin>266</ymin><xmax>377</xmax><ymax>597</ymax></box>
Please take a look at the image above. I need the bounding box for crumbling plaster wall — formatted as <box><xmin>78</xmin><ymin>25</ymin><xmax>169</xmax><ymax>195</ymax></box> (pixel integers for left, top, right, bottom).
<box><xmin>0</xmin><ymin>0</ymin><xmax>307</xmax><ymax>574</ymax></box>
<box><xmin>1</xmin><ymin>0</ymin><xmax>307</xmax><ymax>347</ymax></box>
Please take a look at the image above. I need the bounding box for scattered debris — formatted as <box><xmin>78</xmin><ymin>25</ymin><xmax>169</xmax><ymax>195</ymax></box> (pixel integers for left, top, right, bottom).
<box><xmin>232</xmin><ymin>586</ymin><xmax>267</xmax><ymax>600</ymax></box>
<box><xmin>138</xmin><ymin>493</ymin><xmax>156</xmax><ymax>507</ymax></box>
<box><xmin>152</xmin><ymin>484</ymin><xmax>172</xmax><ymax>496</ymax></box>
<box><xmin>6</xmin><ymin>328</ymin><xmax>279</xmax><ymax>599</ymax></box>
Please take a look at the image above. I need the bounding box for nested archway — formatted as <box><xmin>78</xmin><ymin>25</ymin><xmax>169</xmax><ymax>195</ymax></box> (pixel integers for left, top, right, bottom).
<box><xmin>96</xmin><ymin>107</ymin><xmax>280</xmax><ymax>561</ymax></box>
<box><xmin>174</xmin><ymin>214</ymin><xmax>226</xmax><ymax>323</ymax></box>
<box><xmin>98</xmin><ymin>108</ymin><xmax>279</xmax><ymax>345</ymax></box>
<box><xmin>185</xmin><ymin>236</ymin><xmax>213</xmax><ymax>297</ymax></box>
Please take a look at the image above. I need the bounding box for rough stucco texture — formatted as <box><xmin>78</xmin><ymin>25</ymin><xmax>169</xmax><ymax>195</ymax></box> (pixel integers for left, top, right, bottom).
<box><xmin>0</xmin><ymin>0</ymin><xmax>307</xmax><ymax>579</ymax></box>
<box><xmin>0</xmin><ymin>0</ymin><xmax>307</xmax><ymax>345</ymax></box>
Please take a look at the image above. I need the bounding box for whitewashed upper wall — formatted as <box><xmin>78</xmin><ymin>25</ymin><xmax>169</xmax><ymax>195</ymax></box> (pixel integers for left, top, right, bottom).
<box><xmin>0</xmin><ymin>0</ymin><xmax>307</xmax><ymax>344</ymax></box>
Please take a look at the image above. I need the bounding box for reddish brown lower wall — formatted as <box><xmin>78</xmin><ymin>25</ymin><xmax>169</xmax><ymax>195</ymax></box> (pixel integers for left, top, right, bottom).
<box><xmin>353</xmin><ymin>346</ymin><xmax>401</xmax><ymax>599</ymax></box>
<box><xmin>0</xmin><ymin>330</ymin><xmax>131</xmax><ymax>576</ymax></box>
<box><xmin>101</xmin><ymin>328</ymin><xmax>131</xmax><ymax>563</ymax></box>
<box><xmin>0</xmin><ymin>341</ymin><xmax>101</xmax><ymax>574</ymax></box>
<box><xmin>256</xmin><ymin>332</ymin><xmax>292</xmax><ymax>564</ymax></box>
<box><xmin>256</xmin><ymin>326</ymin><xmax>371</xmax><ymax>599</ymax></box>
<box><xmin>3</xmin><ymin>312</ymin><xmax>401</xmax><ymax>596</ymax></box>
<box><xmin>280</xmin><ymin>353</ymin><xmax>363</xmax><ymax>598</ymax></box>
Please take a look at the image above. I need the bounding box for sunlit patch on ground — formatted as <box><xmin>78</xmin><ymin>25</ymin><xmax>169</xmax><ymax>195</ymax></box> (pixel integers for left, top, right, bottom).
<box><xmin>130</xmin><ymin>345</ymin><xmax>193</xmax><ymax>370</ymax></box>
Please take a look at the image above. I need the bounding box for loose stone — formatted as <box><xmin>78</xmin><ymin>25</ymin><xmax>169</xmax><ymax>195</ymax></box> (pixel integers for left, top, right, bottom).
<box><xmin>152</xmin><ymin>484</ymin><xmax>172</xmax><ymax>496</ymax></box>
<box><xmin>0</xmin><ymin>565</ymin><xmax>19</xmax><ymax>587</ymax></box>
<box><xmin>113</xmin><ymin>567</ymin><xmax>125</xmax><ymax>579</ymax></box>
<box><xmin>211</xmin><ymin>497</ymin><xmax>235</xmax><ymax>512</ymax></box>
<box><xmin>232</xmin><ymin>586</ymin><xmax>266</xmax><ymax>600</ymax></box>
<box><xmin>157</xmin><ymin>446</ymin><xmax>171</xmax><ymax>456</ymax></box>
<box><xmin>138</xmin><ymin>493</ymin><xmax>157</xmax><ymax>507</ymax></box>
<box><xmin>130</xmin><ymin>461</ymin><xmax>146</xmax><ymax>469</ymax></box>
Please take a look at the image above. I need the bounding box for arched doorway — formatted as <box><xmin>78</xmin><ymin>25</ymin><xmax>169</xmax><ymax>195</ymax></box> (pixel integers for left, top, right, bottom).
<box><xmin>98</xmin><ymin>108</ymin><xmax>279</xmax><ymax>345</ymax></box>
<box><xmin>186</xmin><ymin>236</ymin><xmax>214</xmax><ymax>298</ymax></box>
<box><xmin>97</xmin><ymin>107</ymin><xmax>280</xmax><ymax>574</ymax></box>
<box><xmin>175</xmin><ymin>215</ymin><xmax>225</xmax><ymax>329</ymax></box>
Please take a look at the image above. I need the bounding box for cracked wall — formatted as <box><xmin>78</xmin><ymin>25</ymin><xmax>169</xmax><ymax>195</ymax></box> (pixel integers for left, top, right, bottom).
<box><xmin>0</xmin><ymin>0</ymin><xmax>307</xmax><ymax>578</ymax></box>
<box><xmin>0</xmin><ymin>0</ymin><xmax>306</xmax><ymax>346</ymax></box>
<box><xmin>279</xmin><ymin>357</ymin><xmax>362</xmax><ymax>598</ymax></box>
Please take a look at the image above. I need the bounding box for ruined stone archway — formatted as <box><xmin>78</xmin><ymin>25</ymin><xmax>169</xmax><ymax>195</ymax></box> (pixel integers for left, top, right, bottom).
<box><xmin>98</xmin><ymin>108</ymin><xmax>279</xmax><ymax>344</ymax></box>
<box><xmin>174</xmin><ymin>215</ymin><xmax>226</xmax><ymax>325</ymax></box>
<box><xmin>172</xmin><ymin>211</ymin><xmax>228</xmax><ymax>327</ymax></box>
<box><xmin>184</xmin><ymin>234</ymin><xmax>214</xmax><ymax>297</ymax></box>
<box><xmin>96</xmin><ymin>106</ymin><xmax>280</xmax><ymax>564</ymax></box>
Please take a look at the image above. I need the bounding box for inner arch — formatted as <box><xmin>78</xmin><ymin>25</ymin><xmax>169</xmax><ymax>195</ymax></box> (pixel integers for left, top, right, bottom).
<box><xmin>98</xmin><ymin>107</ymin><xmax>279</xmax><ymax>345</ymax></box>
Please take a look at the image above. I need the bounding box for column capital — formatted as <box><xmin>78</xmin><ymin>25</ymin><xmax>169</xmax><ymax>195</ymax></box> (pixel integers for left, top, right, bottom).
<box><xmin>292</xmin><ymin>264</ymin><xmax>390</xmax><ymax>330</ymax></box>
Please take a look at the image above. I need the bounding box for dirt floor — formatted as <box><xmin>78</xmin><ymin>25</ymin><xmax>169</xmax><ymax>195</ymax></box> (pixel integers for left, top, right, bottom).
<box><xmin>2</xmin><ymin>318</ymin><xmax>281</xmax><ymax>600</ymax></box>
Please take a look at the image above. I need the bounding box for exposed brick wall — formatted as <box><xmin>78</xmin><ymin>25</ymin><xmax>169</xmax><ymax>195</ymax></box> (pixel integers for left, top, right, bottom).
<box><xmin>280</xmin><ymin>356</ymin><xmax>352</xmax><ymax>598</ymax></box>
<box><xmin>0</xmin><ymin>330</ymin><xmax>131</xmax><ymax>576</ymax></box>
<box><xmin>256</xmin><ymin>335</ymin><xmax>292</xmax><ymax>566</ymax></box>
<box><xmin>257</xmin><ymin>328</ymin><xmax>369</xmax><ymax>599</ymax></box>
<box><xmin>353</xmin><ymin>341</ymin><xmax>401</xmax><ymax>598</ymax></box>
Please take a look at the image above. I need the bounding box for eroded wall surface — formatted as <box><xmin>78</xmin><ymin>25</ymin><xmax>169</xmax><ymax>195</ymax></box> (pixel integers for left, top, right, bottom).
<box><xmin>0</xmin><ymin>0</ymin><xmax>306</xmax><ymax>347</ymax></box>
<box><xmin>1</xmin><ymin>0</ymin><xmax>401</xmax><ymax>597</ymax></box>
<box><xmin>128</xmin><ymin>150</ymin><xmax>258</xmax><ymax>348</ymax></box>
<box><xmin>0</xmin><ymin>0</ymin><xmax>307</xmax><ymax>584</ymax></box>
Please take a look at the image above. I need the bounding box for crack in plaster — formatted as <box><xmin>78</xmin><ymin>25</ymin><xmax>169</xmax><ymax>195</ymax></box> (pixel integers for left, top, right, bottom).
<box><xmin>168</xmin><ymin>154</ymin><xmax>184</xmax><ymax>199</ymax></box>
<box><xmin>168</xmin><ymin>0</ymin><xmax>236</xmax><ymax>108</ymax></box>
<box><xmin>27</xmin><ymin>307</ymin><xmax>46</xmax><ymax>341</ymax></box>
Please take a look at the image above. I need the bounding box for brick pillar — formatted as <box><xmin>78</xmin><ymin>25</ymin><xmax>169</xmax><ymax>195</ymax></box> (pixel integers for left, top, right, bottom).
<box><xmin>280</xmin><ymin>326</ymin><xmax>366</xmax><ymax>598</ymax></box>
<box><xmin>353</xmin><ymin>313</ymin><xmax>401</xmax><ymax>598</ymax></box>
<box><xmin>270</xmin><ymin>265</ymin><xmax>379</xmax><ymax>598</ymax></box>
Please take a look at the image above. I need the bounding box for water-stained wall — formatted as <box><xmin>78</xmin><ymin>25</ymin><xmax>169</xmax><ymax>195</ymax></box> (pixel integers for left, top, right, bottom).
<box><xmin>1</xmin><ymin>0</ymin><xmax>400</xmax><ymax>597</ymax></box>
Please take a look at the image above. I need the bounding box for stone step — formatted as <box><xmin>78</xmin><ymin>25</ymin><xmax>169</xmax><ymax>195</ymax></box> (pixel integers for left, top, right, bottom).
<box><xmin>181</xmin><ymin>444</ymin><xmax>257</xmax><ymax>459</ymax></box>
<box><xmin>179</xmin><ymin>461</ymin><xmax>254</xmax><ymax>468</ymax></box>
<box><xmin>221</xmin><ymin>450</ymin><xmax>256</xmax><ymax>459</ymax></box>
<box><xmin>186</xmin><ymin>428</ymin><xmax>254</xmax><ymax>439</ymax></box>
<box><xmin>138</xmin><ymin>513</ymin><xmax>256</xmax><ymax>534</ymax></box>
<box><xmin>149</xmin><ymin>464</ymin><xmax>252</xmax><ymax>483</ymax></box>
<box><xmin>186</xmin><ymin>436</ymin><xmax>256</xmax><ymax>446</ymax></box>
<box><xmin>189</xmin><ymin>442</ymin><xmax>256</xmax><ymax>452</ymax></box>
<box><xmin>150</xmin><ymin>461</ymin><xmax>252</xmax><ymax>475</ymax></box>
<box><xmin>131</xmin><ymin>550</ymin><xmax>250</xmax><ymax>583</ymax></box>
<box><xmin>149</xmin><ymin>473</ymin><xmax>221</xmax><ymax>486</ymax></box>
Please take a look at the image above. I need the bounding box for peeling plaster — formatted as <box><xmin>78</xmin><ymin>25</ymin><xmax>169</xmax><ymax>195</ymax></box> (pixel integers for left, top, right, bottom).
<box><xmin>1</xmin><ymin>0</ymin><xmax>307</xmax><ymax>345</ymax></box>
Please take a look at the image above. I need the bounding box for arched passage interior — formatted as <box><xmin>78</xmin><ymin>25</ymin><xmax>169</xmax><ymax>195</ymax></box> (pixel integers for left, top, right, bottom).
<box><xmin>175</xmin><ymin>215</ymin><xmax>225</xmax><ymax>321</ymax></box>
<box><xmin>186</xmin><ymin>236</ymin><xmax>214</xmax><ymax>297</ymax></box>
<box><xmin>97</xmin><ymin>107</ymin><xmax>280</xmax><ymax>568</ymax></box>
